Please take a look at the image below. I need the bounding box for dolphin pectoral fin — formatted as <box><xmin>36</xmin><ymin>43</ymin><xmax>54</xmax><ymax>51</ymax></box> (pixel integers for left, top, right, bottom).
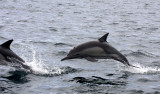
<box><xmin>85</xmin><ymin>57</ymin><xmax>98</xmax><ymax>62</ymax></box>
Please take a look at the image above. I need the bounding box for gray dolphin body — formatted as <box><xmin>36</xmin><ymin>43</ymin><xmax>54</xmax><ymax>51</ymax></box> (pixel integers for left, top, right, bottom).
<box><xmin>61</xmin><ymin>33</ymin><xmax>137</xmax><ymax>67</ymax></box>
<box><xmin>0</xmin><ymin>40</ymin><xmax>30</xmax><ymax>69</ymax></box>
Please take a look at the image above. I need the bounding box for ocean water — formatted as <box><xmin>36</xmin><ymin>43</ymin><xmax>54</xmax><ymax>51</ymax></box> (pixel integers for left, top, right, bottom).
<box><xmin>0</xmin><ymin>0</ymin><xmax>160</xmax><ymax>94</ymax></box>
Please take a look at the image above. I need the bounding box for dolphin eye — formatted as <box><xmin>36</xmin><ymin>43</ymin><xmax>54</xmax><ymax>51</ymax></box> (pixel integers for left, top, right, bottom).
<box><xmin>76</xmin><ymin>54</ymin><xmax>80</xmax><ymax>56</ymax></box>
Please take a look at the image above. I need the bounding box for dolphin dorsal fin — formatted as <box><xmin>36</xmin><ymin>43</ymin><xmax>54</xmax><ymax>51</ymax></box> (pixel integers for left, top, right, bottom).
<box><xmin>1</xmin><ymin>39</ymin><xmax>13</xmax><ymax>49</ymax></box>
<box><xmin>98</xmin><ymin>33</ymin><xmax>109</xmax><ymax>42</ymax></box>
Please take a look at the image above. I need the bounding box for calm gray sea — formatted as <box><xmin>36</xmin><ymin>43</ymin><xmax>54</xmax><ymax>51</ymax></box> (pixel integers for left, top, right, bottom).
<box><xmin>0</xmin><ymin>0</ymin><xmax>160</xmax><ymax>94</ymax></box>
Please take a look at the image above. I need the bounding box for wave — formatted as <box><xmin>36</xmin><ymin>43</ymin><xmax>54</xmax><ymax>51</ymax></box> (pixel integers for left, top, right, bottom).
<box><xmin>127</xmin><ymin>50</ymin><xmax>159</xmax><ymax>58</ymax></box>
<box><xmin>54</xmin><ymin>43</ymin><xmax>71</xmax><ymax>46</ymax></box>
<box><xmin>70</xmin><ymin>76</ymin><xmax>126</xmax><ymax>86</ymax></box>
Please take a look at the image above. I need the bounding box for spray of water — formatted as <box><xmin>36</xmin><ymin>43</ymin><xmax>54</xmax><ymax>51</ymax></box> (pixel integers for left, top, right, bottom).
<box><xmin>121</xmin><ymin>63</ymin><xmax>160</xmax><ymax>74</ymax></box>
<box><xmin>19</xmin><ymin>44</ymin><xmax>65</xmax><ymax>76</ymax></box>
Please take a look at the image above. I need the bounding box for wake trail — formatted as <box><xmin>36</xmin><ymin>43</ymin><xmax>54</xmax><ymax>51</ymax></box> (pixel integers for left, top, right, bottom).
<box><xmin>121</xmin><ymin>63</ymin><xmax>160</xmax><ymax>74</ymax></box>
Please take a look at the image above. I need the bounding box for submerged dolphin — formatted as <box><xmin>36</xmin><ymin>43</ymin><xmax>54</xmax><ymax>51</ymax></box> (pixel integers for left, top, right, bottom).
<box><xmin>0</xmin><ymin>39</ymin><xmax>30</xmax><ymax>69</ymax></box>
<box><xmin>61</xmin><ymin>33</ymin><xmax>137</xmax><ymax>67</ymax></box>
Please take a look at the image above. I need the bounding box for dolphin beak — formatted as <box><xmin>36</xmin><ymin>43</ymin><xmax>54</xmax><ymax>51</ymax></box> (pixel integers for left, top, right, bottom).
<box><xmin>61</xmin><ymin>56</ymin><xmax>70</xmax><ymax>61</ymax></box>
<box><xmin>61</xmin><ymin>55</ymin><xmax>77</xmax><ymax>61</ymax></box>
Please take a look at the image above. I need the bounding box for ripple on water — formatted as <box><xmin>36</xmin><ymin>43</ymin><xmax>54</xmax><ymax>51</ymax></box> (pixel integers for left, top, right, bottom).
<box><xmin>54</xmin><ymin>43</ymin><xmax>71</xmax><ymax>47</ymax></box>
<box><xmin>70</xmin><ymin>76</ymin><xmax>126</xmax><ymax>86</ymax></box>
<box><xmin>0</xmin><ymin>86</ymin><xmax>6</xmax><ymax>92</ymax></box>
<box><xmin>0</xmin><ymin>36</ymin><xmax>7</xmax><ymax>40</ymax></box>
<box><xmin>1</xmin><ymin>70</ymin><xmax>30</xmax><ymax>84</ymax></box>
<box><xmin>48</xmin><ymin>27</ymin><xmax>58</xmax><ymax>32</ymax></box>
<box><xmin>0</xmin><ymin>25</ymin><xmax>4</xmax><ymax>29</ymax></box>
<box><xmin>127</xmin><ymin>50</ymin><xmax>158</xmax><ymax>58</ymax></box>
<box><xmin>70</xmin><ymin>76</ymin><xmax>127</xmax><ymax>94</ymax></box>
<box><xmin>149</xmin><ymin>27</ymin><xmax>159</xmax><ymax>31</ymax></box>
<box><xmin>137</xmin><ymin>78</ymin><xmax>153</xmax><ymax>83</ymax></box>
<box><xmin>128</xmin><ymin>90</ymin><xmax>144</xmax><ymax>94</ymax></box>
<box><xmin>56</xmin><ymin>51</ymin><xmax>67</xmax><ymax>56</ymax></box>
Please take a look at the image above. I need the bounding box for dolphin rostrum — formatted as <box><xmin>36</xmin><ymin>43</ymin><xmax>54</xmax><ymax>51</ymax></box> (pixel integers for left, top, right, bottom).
<box><xmin>61</xmin><ymin>33</ymin><xmax>137</xmax><ymax>68</ymax></box>
<box><xmin>0</xmin><ymin>39</ymin><xmax>30</xmax><ymax>70</ymax></box>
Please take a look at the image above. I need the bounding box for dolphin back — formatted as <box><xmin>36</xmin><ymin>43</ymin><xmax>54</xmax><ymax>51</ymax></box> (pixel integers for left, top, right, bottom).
<box><xmin>0</xmin><ymin>40</ymin><xmax>24</xmax><ymax>61</ymax></box>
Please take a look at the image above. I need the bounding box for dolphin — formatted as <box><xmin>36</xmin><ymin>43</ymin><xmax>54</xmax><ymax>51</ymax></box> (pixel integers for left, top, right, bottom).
<box><xmin>61</xmin><ymin>33</ymin><xmax>137</xmax><ymax>68</ymax></box>
<box><xmin>0</xmin><ymin>39</ymin><xmax>30</xmax><ymax>70</ymax></box>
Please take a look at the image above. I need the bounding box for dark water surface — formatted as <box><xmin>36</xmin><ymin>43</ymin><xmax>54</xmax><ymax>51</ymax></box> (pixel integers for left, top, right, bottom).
<box><xmin>0</xmin><ymin>0</ymin><xmax>160</xmax><ymax>94</ymax></box>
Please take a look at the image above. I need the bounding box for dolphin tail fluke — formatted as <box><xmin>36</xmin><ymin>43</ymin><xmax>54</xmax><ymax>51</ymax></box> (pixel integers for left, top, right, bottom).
<box><xmin>122</xmin><ymin>60</ymin><xmax>139</xmax><ymax>68</ymax></box>
<box><xmin>120</xmin><ymin>58</ymin><xmax>139</xmax><ymax>68</ymax></box>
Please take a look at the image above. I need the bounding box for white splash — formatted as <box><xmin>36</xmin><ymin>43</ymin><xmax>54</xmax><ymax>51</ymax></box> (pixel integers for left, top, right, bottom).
<box><xmin>28</xmin><ymin>49</ymin><xmax>65</xmax><ymax>75</ymax></box>
<box><xmin>121</xmin><ymin>63</ymin><xmax>160</xmax><ymax>74</ymax></box>
<box><xmin>19</xmin><ymin>44</ymin><xmax>64</xmax><ymax>76</ymax></box>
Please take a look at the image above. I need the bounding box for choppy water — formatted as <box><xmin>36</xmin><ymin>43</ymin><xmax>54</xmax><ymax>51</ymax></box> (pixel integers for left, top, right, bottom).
<box><xmin>0</xmin><ymin>0</ymin><xmax>160</xmax><ymax>94</ymax></box>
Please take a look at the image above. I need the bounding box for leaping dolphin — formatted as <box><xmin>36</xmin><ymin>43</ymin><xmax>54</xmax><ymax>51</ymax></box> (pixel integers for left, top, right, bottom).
<box><xmin>61</xmin><ymin>33</ymin><xmax>137</xmax><ymax>68</ymax></box>
<box><xmin>0</xmin><ymin>39</ymin><xmax>30</xmax><ymax>70</ymax></box>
